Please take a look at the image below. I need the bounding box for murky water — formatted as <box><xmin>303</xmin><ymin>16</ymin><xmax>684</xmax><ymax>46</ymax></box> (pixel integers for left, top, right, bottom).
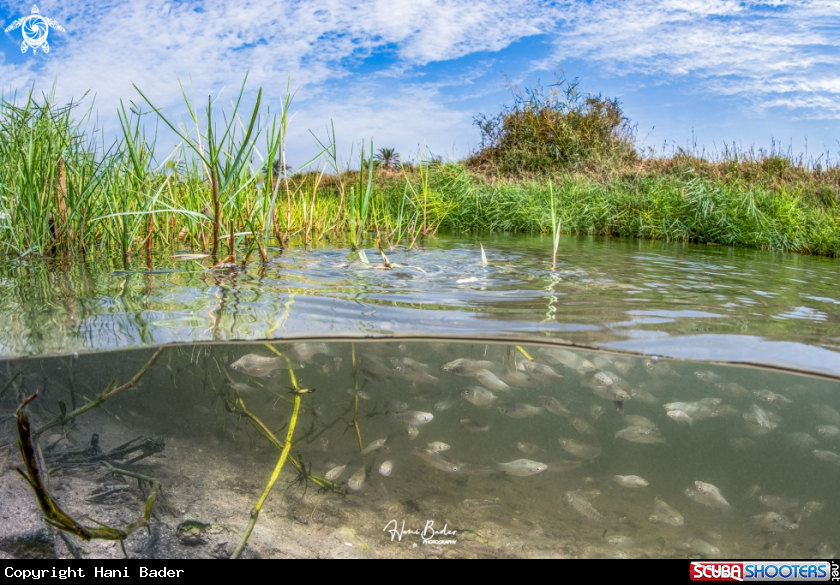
<box><xmin>2</xmin><ymin>340</ymin><xmax>839</xmax><ymax>559</ymax></box>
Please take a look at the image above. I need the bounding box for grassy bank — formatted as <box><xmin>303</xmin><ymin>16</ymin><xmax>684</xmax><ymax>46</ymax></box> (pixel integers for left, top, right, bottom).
<box><xmin>1</xmin><ymin>82</ymin><xmax>838</xmax><ymax>260</ymax></box>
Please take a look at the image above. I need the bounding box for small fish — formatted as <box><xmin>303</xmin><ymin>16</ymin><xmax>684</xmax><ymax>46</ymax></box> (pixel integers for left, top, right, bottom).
<box><xmin>812</xmin><ymin>404</ymin><xmax>840</xmax><ymax>426</ymax></box>
<box><xmin>559</xmin><ymin>438</ymin><xmax>601</xmax><ymax>459</ymax></box>
<box><xmin>588</xmin><ymin>404</ymin><xmax>607</xmax><ymax>420</ymax></box>
<box><xmin>539</xmin><ymin>396</ymin><xmax>573</xmax><ymax>418</ymax></box>
<box><xmin>612</xmin><ymin>475</ymin><xmax>649</xmax><ymax>488</ymax></box>
<box><xmin>666</xmin><ymin>409</ymin><xmax>694</xmax><ymax>426</ymax></box>
<box><xmin>410</xmin><ymin>448</ymin><xmax>461</xmax><ymax>473</ymax></box>
<box><xmin>229</xmin><ymin>354</ymin><xmax>283</xmax><ymax>377</ymax></box>
<box><xmin>501</xmin><ymin>371</ymin><xmax>538</xmax><ymax>388</ymax></box>
<box><xmin>795</xmin><ymin>501</ymin><xmax>825</xmax><ymax>523</ymax></box>
<box><xmin>407</xmin><ymin>425</ymin><xmax>420</xmax><ymax>440</ymax></box>
<box><xmin>749</xmin><ymin>404</ymin><xmax>774</xmax><ymax>430</ymax></box>
<box><xmin>622</xmin><ymin>415</ymin><xmax>657</xmax><ymax>430</ymax></box>
<box><xmin>226</xmin><ymin>381</ymin><xmax>259</xmax><ymax>393</ymax></box>
<box><xmin>715</xmin><ymin>382</ymin><xmax>751</xmax><ymax>398</ymax></box>
<box><xmin>615</xmin><ymin>426</ymin><xmax>666</xmax><ymax>444</ymax></box>
<box><xmin>517</xmin><ymin>361</ymin><xmax>565</xmax><ymax>384</ymax></box>
<box><xmin>461</xmin><ymin>418</ymin><xmax>490</xmax><ymax>432</ymax></box>
<box><xmin>434</xmin><ymin>396</ymin><xmax>459</xmax><ymax>411</ymax></box>
<box><xmin>710</xmin><ymin>405</ymin><xmax>739</xmax><ymax>418</ymax></box>
<box><xmin>494</xmin><ymin>459</ymin><xmax>548</xmax><ymax>476</ymax></box>
<box><xmin>812</xmin><ymin>449</ymin><xmax>840</xmax><ymax>467</ymax></box>
<box><xmin>644</xmin><ymin>359</ymin><xmax>680</xmax><ymax>379</ymax></box>
<box><xmin>687</xmin><ymin>481</ymin><xmax>731</xmax><ymax>509</ymax></box>
<box><xmin>538</xmin><ymin>348</ymin><xmax>597</xmax><ymax>373</ymax></box>
<box><xmin>565</xmin><ymin>492</ymin><xmax>604</xmax><ymax>521</ymax></box>
<box><xmin>517</xmin><ymin>442</ymin><xmax>546</xmax><ymax>455</ymax></box>
<box><xmin>753</xmin><ymin>389</ymin><xmax>793</xmax><ymax>405</ymax></box>
<box><xmin>589</xmin><ymin>383</ymin><xmax>631</xmax><ymax>403</ymax></box>
<box><xmin>395</xmin><ymin>411</ymin><xmax>434</xmax><ymax>425</ymax></box>
<box><xmin>394</xmin><ymin>363</ymin><xmax>440</xmax><ymax>385</ymax></box>
<box><xmin>751</xmin><ymin>512</ymin><xmax>798</xmax><ymax>533</ymax></box>
<box><xmin>462</xmin><ymin>498</ymin><xmax>501</xmax><ymax>510</ymax></box>
<box><xmin>758</xmin><ymin>495</ymin><xmax>799</xmax><ymax>511</ymax></box>
<box><xmin>347</xmin><ymin>388</ymin><xmax>373</xmax><ymax>400</ymax></box>
<box><xmin>613</xmin><ymin>359</ymin><xmax>636</xmax><ymax>376</ymax></box>
<box><xmin>384</xmin><ymin>399</ymin><xmax>409</xmax><ymax>413</ymax></box>
<box><xmin>694</xmin><ymin>370</ymin><xmax>722</xmax><ymax>383</ymax></box>
<box><xmin>688</xmin><ymin>538</ymin><xmax>721</xmax><ymax>557</ymax></box>
<box><xmin>742</xmin><ymin>484</ymin><xmax>761</xmax><ymax>500</ymax></box>
<box><xmin>607</xmin><ymin>535</ymin><xmax>636</xmax><ymax>548</ymax></box>
<box><xmin>475</xmin><ymin>369</ymin><xmax>512</xmax><ymax>392</ymax></box>
<box><xmin>460</xmin><ymin>386</ymin><xmax>498</xmax><ymax>407</ymax></box>
<box><xmin>571</xmin><ymin>417</ymin><xmax>596</xmax><ymax>436</ymax></box>
<box><xmin>379</xmin><ymin>460</ymin><xmax>394</xmax><ymax>477</ymax></box>
<box><xmin>172</xmin><ymin>253</ymin><xmax>210</xmax><ymax>260</ymax></box>
<box><xmin>497</xmin><ymin>402</ymin><xmax>543</xmax><ymax>419</ymax></box>
<box><xmin>441</xmin><ymin>358</ymin><xmax>497</xmax><ymax>376</ymax></box>
<box><xmin>347</xmin><ymin>466</ymin><xmax>367</xmax><ymax>491</ymax></box>
<box><xmin>817</xmin><ymin>425</ymin><xmax>840</xmax><ymax>439</ymax></box>
<box><xmin>630</xmin><ymin>386</ymin><xmax>658</xmax><ymax>404</ymax></box>
<box><xmin>651</xmin><ymin>498</ymin><xmax>685</xmax><ymax>527</ymax></box>
<box><xmin>426</xmin><ymin>441</ymin><xmax>450</xmax><ymax>452</ymax></box>
<box><xmin>288</xmin><ymin>342</ymin><xmax>331</xmax><ymax>361</ymax></box>
<box><xmin>361</xmin><ymin>437</ymin><xmax>388</xmax><ymax>455</ymax></box>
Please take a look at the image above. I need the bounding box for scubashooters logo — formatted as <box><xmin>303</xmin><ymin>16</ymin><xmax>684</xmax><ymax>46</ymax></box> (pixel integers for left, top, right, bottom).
<box><xmin>690</xmin><ymin>561</ymin><xmax>838</xmax><ymax>582</ymax></box>
<box><xmin>5</xmin><ymin>4</ymin><xmax>65</xmax><ymax>54</ymax></box>
<box><xmin>383</xmin><ymin>520</ymin><xmax>457</xmax><ymax>545</ymax></box>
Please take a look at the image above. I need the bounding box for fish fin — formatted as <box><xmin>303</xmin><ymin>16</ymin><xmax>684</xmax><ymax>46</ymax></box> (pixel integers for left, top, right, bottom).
<box><xmin>613</xmin><ymin>401</ymin><xmax>624</xmax><ymax>414</ymax></box>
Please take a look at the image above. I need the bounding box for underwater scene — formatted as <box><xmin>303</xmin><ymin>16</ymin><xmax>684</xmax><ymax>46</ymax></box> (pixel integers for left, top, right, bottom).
<box><xmin>1</xmin><ymin>340</ymin><xmax>839</xmax><ymax>559</ymax></box>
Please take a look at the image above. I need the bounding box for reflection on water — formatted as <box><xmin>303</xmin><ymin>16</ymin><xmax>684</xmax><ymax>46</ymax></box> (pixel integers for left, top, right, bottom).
<box><xmin>1</xmin><ymin>341</ymin><xmax>838</xmax><ymax>559</ymax></box>
<box><xmin>0</xmin><ymin>234</ymin><xmax>839</xmax><ymax>376</ymax></box>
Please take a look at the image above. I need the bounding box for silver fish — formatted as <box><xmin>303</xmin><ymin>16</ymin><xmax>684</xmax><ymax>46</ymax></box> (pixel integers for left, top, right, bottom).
<box><xmin>384</xmin><ymin>399</ymin><xmax>409</xmax><ymax>413</ymax></box>
<box><xmin>441</xmin><ymin>358</ymin><xmax>497</xmax><ymax>376</ymax></box>
<box><xmin>361</xmin><ymin>437</ymin><xmax>388</xmax><ymax>455</ymax></box>
<box><xmin>644</xmin><ymin>359</ymin><xmax>680</xmax><ymax>379</ymax></box>
<box><xmin>538</xmin><ymin>348</ymin><xmax>597</xmax><ymax>373</ymax></box>
<box><xmin>622</xmin><ymin>415</ymin><xmax>657</xmax><ymax>430</ymax></box>
<box><xmin>694</xmin><ymin>370</ymin><xmax>722</xmax><ymax>383</ymax></box>
<box><xmin>461</xmin><ymin>386</ymin><xmax>498</xmax><ymax>407</ymax></box>
<box><xmin>817</xmin><ymin>425</ymin><xmax>840</xmax><ymax>439</ymax></box>
<box><xmin>229</xmin><ymin>354</ymin><xmax>283</xmax><ymax>377</ymax></box>
<box><xmin>462</xmin><ymin>498</ymin><xmax>501</xmax><ymax>510</ymax></box>
<box><xmin>565</xmin><ymin>492</ymin><xmax>603</xmax><ymax>521</ymax></box>
<box><xmin>389</xmin><ymin>357</ymin><xmax>431</xmax><ymax>371</ymax></box>
<box><xmin>347</xmin><ymin>466</ymin><xmax>367</xmax><ymax>491</ymax></box>
<box><xmin>812</xmin><ymin>404</ymin><xmax>840</xmax><ymax>426</ymax></box>
<box><xmin>475</xmin><ymin>370</ymin><xmax>512</xmax><ymax>392</ymax></box>
<box><xmin>410</xmin><ymin>448</ymin><xmax>461</xmax><ymax>473</ymax></box>
<box><xmin>494</xmin><ymin>459</ymin><xmax>548</xmax><ymax>476</ymax></box>
<box><xmin>630</xmin><ymin>386</ymin><xmax>658</xmax><ymax>404</ymax></box>
<box><xmin>749</xmin><ymin>404</ymin><xmax>774</xmax><ymax>430</ymax></box>
<box><xmin>539</xmin><ymin>396</ymin><xmax>573</xmax><ymax>418</ymax></box>
<box><xmin>518</xmin><ymin>361</ymin><xmax>565</xmax><ymax>384</ymax></box>
<box><xmin>715</xmin><ymin>382</ymin><xmax>751</xmax><ymax>398</ymax></box>
<box><xmin>615</xmin><ymin>426</ymin><xmax>666</xmax><ymax>444</ymax></box>
<box><xmin>795</xmin><ymin>501</ymin><xmax>825</xmax><ymax>523</ymax></box>
<box><xmin>652</xmin><ymin>498</ymin><xmax>685</xmax><ymax>527</ymax></box>
<box><xmin>751</xmin><ymin>512</ymin><xmax>798</xmax><ymax>533</ymax></box>
<box><xmin>395</xmin><ymin>411</ymin><xmax>434</xmax><ymax>425</ymax></box>
<box><xmin>516</xmin><ymin>442</ymin><xmax>546</xmax><ymax>455</ymax></box>
<box><xmin>687</xmin><ymin>481</ymin><xmax>731</xmax><ymax>509</ymax></box>
<box><xmin>407</xmin><ymin>425</ymin><xmax>420</xmax><ymax>440</ymax></box>
<box><xmin>813</xmin><ymin>449</ymin><xmax>840</xmax><ymax>467</ymax></box>
<box><xmin>434</xmin><ymin>396</ymin><xmax>459</xmax><ymax>411</ymax></box>
<box><xmin>379</xmin><ymin>460</ymin><xmax>394</xmax><ymax>476</ymax></box>
<box><xmin>497</xmin><ymin>402</ymin><xmax>543</xmax><ymax>419</ymax></box>
<box><xmin>613</xmin><ymin>359</ymin><xmax>636</xmax><ymax>376</ymax></box>
<box><xmin>588</xmin><ymin>404</ymin><xmax>606</xmax><ymax>420</ymax></box>
<box><xmin>758</xmin><ymin>495</ymin><xmax>799</xmax><ymax>511</ymax></box>
<box><xmin>558</xmin><ymin>438</ymin><xmax>601</xmax><ymax>459</ymax></box>
<box><xmin>607</xmin><ymin>535</ymin><xmax>636</xmax><ymax>548</ymax></box>
<box><xmin>589</xmin><ymin>383</ymin><xmax>631</xmax><ymax>403</ymax></box>
<box><xmin>288</xmin><ymin>342</ymin><xmax>331</xmax><ymax>361</ymax></box>
<box><xmin>395</xmin><ymin>363</ymin><xmax>440</xmax><ymax>385</ymax></box>
<box><xmin>753</xmin><ymin>389</ymin><xmax>793</xmax><ymax>405</ymax></box>
<box><xmin>571</xmin><ymin>417</ymin><xmax>596</xmax><ymax>436</ymax></box>
<box><xmin>667</xmin><ymin>410</ymin><xmax>694</xmax><ymax>426</ymax></box>
<box><xmin>426</xmin><ymin>441</ymin><xmax>450</xmax><ymax>452</ymax></box>
<box><xmin>461</xmin><ymin>418</ymin><xmax>489</xmax><ymax>432</ymax></box>
<box><xmin>612</xmin><ymin>475</ymin><xmax>649</xmax><ymax>488</ymax></box>
<box><xmin>325</xmin><ymin>463</ymin><xmax>348</xmax><ymax>481</ymax></box>
<box><xmin>688</xmin><ymin>538</ymin><xmax>721</xmax><ymax>557</ymax></box>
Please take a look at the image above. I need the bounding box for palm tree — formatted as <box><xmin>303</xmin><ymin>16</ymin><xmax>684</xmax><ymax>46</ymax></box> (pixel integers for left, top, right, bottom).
<box><xmin>374</xmin><ymin>147</ymin><xmax>400</xmax><ymax>172</ymax></box>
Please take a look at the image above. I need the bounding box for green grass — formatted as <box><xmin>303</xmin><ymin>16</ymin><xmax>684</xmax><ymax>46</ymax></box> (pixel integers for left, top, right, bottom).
<box><xmin>1</xmin><ymin>81</ymin><xmax>839</xmax><ymax>260</ymax></box>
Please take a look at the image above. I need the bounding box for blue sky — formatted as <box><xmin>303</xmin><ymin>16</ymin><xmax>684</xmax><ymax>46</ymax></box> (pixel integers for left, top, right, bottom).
<box><xmin>1</xmin><ymin>0</ymin><xmax>839</xmax><ymax>169</ymax></box>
